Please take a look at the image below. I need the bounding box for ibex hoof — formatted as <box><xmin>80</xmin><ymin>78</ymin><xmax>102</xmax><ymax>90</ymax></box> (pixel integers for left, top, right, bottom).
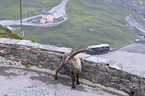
<box><xmin>54</xmin><ymin>77</ymin><xmax>58</xmax><ymax>80</ymax></box>
<box><xmin>76</xmin><ymin>82</ymin><xmax>80</xmax><ymax>85</ymax></box>
<box><xmin>72</xmin><ymin>86</ymin><xmax>75</xmax><ymax>89</ymax></box>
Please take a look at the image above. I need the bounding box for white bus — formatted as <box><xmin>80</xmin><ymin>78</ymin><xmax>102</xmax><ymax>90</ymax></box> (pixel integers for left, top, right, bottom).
<box><xmin>87</xmin><ymin>44</ymin><xmax>110</xmax><ymax>55</ymax></box>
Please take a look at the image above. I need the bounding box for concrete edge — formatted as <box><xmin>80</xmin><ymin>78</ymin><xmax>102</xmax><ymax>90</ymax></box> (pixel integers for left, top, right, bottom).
<box><xmin>0</xmin><ymin>64</ymin><xmax>128</xmax><ymax>96</ymax></box>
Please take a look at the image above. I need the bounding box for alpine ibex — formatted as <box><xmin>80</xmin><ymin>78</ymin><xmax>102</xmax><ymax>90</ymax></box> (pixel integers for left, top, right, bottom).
<box><xmin>54</xmin><ymin>45</ymin><xmax>95</xmax><ymax>88</ymax></box>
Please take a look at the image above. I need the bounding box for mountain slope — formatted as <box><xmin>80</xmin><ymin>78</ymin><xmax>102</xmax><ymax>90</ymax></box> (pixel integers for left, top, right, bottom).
<box><xmin>1</xmin><ymin>0</ymin><xmax>145</xmax><ymax>47</ymax></box>
<box><xmin>0</xmin><ymin>24</ymin><xmax>24</xmax><ymax>39</ymax></box>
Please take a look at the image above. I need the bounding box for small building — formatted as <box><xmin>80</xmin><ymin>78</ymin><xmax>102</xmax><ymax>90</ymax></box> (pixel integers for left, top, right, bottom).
<box><xmin>86</xmin><ymin>44</ymin><xmax>110</xmax><ymax>55</ymax></box>
<box><xmin>40</xmin><ymin>18</ymin><xmax>47</xmax><ymax>24</ymax></box>
<box><xmin>135</xmin><ymin>39</ymin><xmax>140</xmax><ymax>42</ymax></box>
<box><xmin>40</xmin><ymin>11</ymin><xmax>57</xmax><ymax>24</ymax></box>
<box><xmin>52</xmin><ymin>11</ymin><xmax>57</xmax><ymax>19</ymax></box>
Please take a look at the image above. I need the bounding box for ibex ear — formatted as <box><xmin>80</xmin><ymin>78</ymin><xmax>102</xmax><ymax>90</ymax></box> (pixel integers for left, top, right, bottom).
<box><xmin>70</xmin><ymin>45</ymin><xmax>88</xmax><ymax>55</ymax></box>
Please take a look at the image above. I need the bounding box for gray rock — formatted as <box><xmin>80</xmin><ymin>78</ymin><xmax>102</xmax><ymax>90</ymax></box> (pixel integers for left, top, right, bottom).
<box><xmin>26</xmin><ymin>42</ymin><xmax>42</xmax><ymax>48</ymax></box>
<box><xmin>5</xmin><ymin>39</ymin><xmax>21</xmax><ymax>44</ymax></box>
<box><xmin>17</xmin><ymin>40</ymin><xmax>32</xmax><ymax>45</ymax></box>
<box><xmin>0</xmin><ymin>38</ymin><xmax>10</xmax><ymax>43</ymax></box>
<box><xmin>39</xmin><ymin>44</ymin><xmax>59</xmax><ymax>51</ymax></box>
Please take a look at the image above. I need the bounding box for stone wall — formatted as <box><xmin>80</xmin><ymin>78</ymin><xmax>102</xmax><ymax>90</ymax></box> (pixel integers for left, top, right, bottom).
<box><xmin>0</xmin><ymin>44</ymin><xmax>62</xmax><ymax>70</ymax></box>
<box><xmin>0</xmin><ymin>43</ymin><xmax>145</xmax><ymax>95</ymax></box>
<box><xmin>81</xmin><ymin>61</ymin><xmax>145</xmax><ymax>95</ymax></box>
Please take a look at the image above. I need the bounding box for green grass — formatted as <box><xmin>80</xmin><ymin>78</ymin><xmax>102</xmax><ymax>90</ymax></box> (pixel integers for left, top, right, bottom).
<box><xmin>1</xmin><ymin>0</ymin><xmax>142</xmax><ymax>48</ymax></box>
<box><xmin>0</xmin><ymin>24</ymin><xmax>24</xmax><ymax>39</ymax></box>
<box><xmin>0</xmin><ymin>0</ymin><xmax>60</xmax><ymax>20</ymax></box>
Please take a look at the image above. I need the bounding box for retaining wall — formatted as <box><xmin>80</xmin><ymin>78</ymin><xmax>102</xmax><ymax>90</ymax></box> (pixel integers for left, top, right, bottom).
<box><xmin>0</xmin><ymin>43</ymin><xmax>145</xmax><ymax>95</ymax></box>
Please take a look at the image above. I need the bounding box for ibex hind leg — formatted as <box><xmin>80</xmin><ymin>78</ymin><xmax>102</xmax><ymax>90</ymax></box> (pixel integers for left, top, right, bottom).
<box><xmin>70</xmin><ymin>72</ymin><xmax>76</xmax><ymax>89</ymax></box>
<box><xmin>76</xmin><ymin>73</ymin><xmax>80</xmax><ymax>85</ymax></box>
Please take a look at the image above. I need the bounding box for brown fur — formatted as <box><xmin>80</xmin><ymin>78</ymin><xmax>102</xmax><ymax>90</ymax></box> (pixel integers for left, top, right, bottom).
<box><xmin>54</xmin><ymin>45</ymin><xmax>95</xmax><ymax>88</ymax></box>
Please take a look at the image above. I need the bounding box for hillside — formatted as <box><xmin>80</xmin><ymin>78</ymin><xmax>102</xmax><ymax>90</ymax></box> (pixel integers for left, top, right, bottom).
<box><xmin>0</xmin><ymin>24</ymin><xmax>24</xmax><ymax>39</ymax></box>
<box><xmin>1</xmin><ymin>0</ymin><xmax>145</xmax><ymax>47</ymax></box>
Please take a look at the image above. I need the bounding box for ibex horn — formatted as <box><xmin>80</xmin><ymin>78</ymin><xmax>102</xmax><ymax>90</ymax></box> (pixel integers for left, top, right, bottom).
<box><xmin>65</xmin><ymin>49</ymin><xmax>95</xmax><ymax>63</ymax></box>
<box><xmin>70</xmin><ymin>45</ymin><xmax>88</xmax><ymax>55</ymax></box>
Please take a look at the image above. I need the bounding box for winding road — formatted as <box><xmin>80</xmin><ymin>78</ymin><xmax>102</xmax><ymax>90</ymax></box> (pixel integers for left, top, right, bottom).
<box><xmin>0</xmin><ymin>0</ymin><xmax>68</xmax><ymax>27</ymax></box>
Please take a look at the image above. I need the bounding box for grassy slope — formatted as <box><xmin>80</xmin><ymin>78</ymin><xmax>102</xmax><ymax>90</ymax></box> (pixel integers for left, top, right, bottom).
<box><xmin>0</xmin><ymin>0</ymin><xmax>142</xmax><ymax>47</ymax></box>
<box><xmin>0</xmin><ymin>0</ymin><xmax>60</xmax><ymax>20</ymax></box>
<box><xmin>0</xmin><ymin>24</ymin><xmax>24</xmax><ymax>39</ymax></box>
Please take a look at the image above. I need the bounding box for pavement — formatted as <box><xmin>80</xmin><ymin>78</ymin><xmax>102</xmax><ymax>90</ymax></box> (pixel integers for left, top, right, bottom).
<box><xmin>93</xmin><ymin>42</ymin><xmax>145</xmax><ymax>78</ymax></box>
<box><xmin>0</xmin><ymin>67</ymin><xmax>120</xmax><ymax>96</ymax></box>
